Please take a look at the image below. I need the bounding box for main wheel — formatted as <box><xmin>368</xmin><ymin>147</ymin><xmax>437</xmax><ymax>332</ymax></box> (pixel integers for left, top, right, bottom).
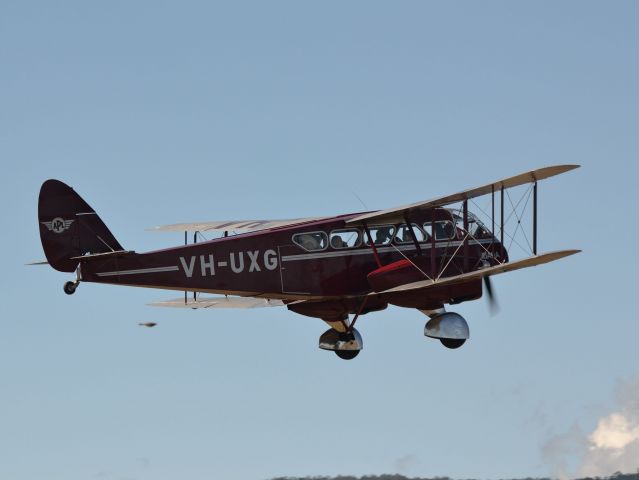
<box><xmin>440</xmin><ymin>338</ymin><xmax>466</xmax><ymax>349</ymax></box>
<box><xmin>63</xmin><ymin>281</ymin><xmax>77</xmax><ymax>295</ymax></box>
<box><xmin>335</xmin><ymin>349</ymin><xmax>359</xmax><ymax>360</ymax></box>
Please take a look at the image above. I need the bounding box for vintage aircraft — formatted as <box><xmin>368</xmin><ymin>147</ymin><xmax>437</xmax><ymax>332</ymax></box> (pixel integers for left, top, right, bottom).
<box><xmin>35</xmin><ymin>165</ymin><xmax>580</xmax><ymax>359</ymax></box>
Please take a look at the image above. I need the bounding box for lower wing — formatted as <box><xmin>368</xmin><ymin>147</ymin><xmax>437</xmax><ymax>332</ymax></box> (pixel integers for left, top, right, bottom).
<box><xmin>149</xmin><ymin>295</ymin><xmax>286</xmax><ymax>309</ymax></box>
<box><xmin>379</xmin><ymin>249</ymin><xmax>580</xmax><ymax>294</ymax></box>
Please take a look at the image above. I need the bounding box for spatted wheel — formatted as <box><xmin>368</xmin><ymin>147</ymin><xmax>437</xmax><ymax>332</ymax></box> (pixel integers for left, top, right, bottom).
<box><xmin>440</xmin><ymin>338</ymin><xmax>466</xmax><ymax>349</ymax></box>
<box><xmin>335</xmin><ymin>349</ymin><xmax>360</xmax><ymax>360</ymax></box>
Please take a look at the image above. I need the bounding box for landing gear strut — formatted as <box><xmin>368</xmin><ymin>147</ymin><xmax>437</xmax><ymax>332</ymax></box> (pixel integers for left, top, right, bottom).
<box><xmin>63</xmin><ymin>267</ymin><xmax>81</xmax><ymax>295</ymax></box>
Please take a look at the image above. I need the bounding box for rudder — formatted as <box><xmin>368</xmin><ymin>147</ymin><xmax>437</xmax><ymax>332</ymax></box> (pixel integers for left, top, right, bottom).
<box><xmin>38</xmin><ymin>179</ymin><xmax>124</xmax><ymax>272</ymax></box>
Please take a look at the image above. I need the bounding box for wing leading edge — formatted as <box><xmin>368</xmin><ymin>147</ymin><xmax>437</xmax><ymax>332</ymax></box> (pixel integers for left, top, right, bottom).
<box><xmin>347</xmin><ymin>164</ymin><xmax>579</xmax><ymax>225</ymax></box>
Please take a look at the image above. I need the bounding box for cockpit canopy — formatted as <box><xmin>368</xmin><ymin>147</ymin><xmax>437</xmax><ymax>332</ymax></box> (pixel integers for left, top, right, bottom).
<box><xmin>451</xmin><ymin>211</ymin><xmax>493</xmax><ymax>239</ymax></box>
<box><xmin>291</xmin><ymin>209</ymin><xmax>495</xmax><ymax>252</ymax></box>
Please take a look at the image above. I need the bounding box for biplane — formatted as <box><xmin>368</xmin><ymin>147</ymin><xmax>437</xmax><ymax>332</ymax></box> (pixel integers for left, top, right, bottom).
<box><xmin>35</xmin><ymin>165</ymin><xmax>580</xmax><ymax>359</ymax></box>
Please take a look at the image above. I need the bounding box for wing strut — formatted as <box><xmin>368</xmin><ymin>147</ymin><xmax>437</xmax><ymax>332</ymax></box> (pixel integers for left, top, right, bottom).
<box><xmin>193</xmin><ymin>231</ymin><xmax>198</xmax><ymax>302</ymax></box>
<box><xmin>430</xmin><ymin>208</ymin><xmax>436</xmax><ymax>278</ymax></box>
<box><xmin>500</xmin><ymin>185</ymin><xmax>505</xmax><ymax>247</ymax></box>
<box><xmin>463</xmin><ymin>199</ymin><xmax>469</xmax><ymax>271</ymax></box>
<box><xmin>533</xmin><ymin>181</ymin><xmax>538</xmax><ymax>254</ymax></box>
<box><xmin>403</xmin><ymin>214</ymin><xmax>422</xmax><ymax>256</ymax></box>
<box><xmin>363</xmin><ymin>222</ymin><xmax>382</xmax><ymax>268</ymax></box>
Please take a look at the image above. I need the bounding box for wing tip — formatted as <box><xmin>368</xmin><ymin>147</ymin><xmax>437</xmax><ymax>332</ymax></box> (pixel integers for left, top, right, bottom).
<box><xmin>556</xmin><ymin>164</ymin><xmax>581</xmax><ymax>173</ymax></box>
<box><xmin>549</xmin><ymin>248</ymin><xmax>582</xmax><ymax>257</ymax></box>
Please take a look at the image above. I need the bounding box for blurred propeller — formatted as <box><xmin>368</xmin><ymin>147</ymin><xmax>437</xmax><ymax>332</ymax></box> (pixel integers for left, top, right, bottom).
<box><xmin>483</xmin><ymin>276</ymin><xmax>499</xmax><ymax>315</ymax></box>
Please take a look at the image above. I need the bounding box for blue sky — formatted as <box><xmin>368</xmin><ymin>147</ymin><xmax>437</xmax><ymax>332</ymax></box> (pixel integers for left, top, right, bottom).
<box><xmin>1</xmin><ymin>1</ymin><xmax>638</xmax><ymax>479</ymax></box>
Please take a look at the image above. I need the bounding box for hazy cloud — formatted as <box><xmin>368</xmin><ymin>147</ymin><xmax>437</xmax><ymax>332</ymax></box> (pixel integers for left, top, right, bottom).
<box><xmin>393</xmin><ymin>453</ymin><xmax>419</xmax><ymax>474</ymax></box>
<box><xmin>580</xmin><ymin>377</ymin><xmax>639</xmax><ymax>476</ymax></box>
<box><xmin>541</xmin><ymin>424</ymin><xmax>588</xmax><ymax>479</ymax></box>
<box><xmin>541</xmin><ymin>377</ymin><xmax>639</xmax><ymax>477</ymax></box>
<box><xmin>588</xmin><ymin>413</ymin><xmax>639</xmax><ymax>450</ymax></box>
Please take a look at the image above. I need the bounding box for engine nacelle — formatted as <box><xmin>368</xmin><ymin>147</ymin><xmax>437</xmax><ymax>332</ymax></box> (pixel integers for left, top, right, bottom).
<box><xmin>319</xmin><ymin>327</ymin><xmax>363</xmax><ymax>352</ymax></box>
<box><xmin>423</xmin><ymin>312</ymin><xmax>469</xmax><ymax>340</ymax></box>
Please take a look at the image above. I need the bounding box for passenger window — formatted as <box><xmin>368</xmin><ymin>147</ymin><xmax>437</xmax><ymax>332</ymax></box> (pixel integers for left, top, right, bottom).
<box><xmin>292</xmin><ymin>232</ymin><xmax>328</xmax><ymax>252</ymax></box>
<box><xmin>330</xmin><ymin>229</ymin><xmax>361</xmax><ymax>249</ymax></box>
<box><xmin>423</xmin><ymin>221</ymin><xmax>456</xmax><ymax>240</ymax></box>
<box><xmin>394</xmin><ymin>223</ymin><xmax>427</xmax><ymax>244</ymax></box>
<box><xmin>364</xmin><ymin>225</ymin><xmax>396</xmax><ymax>246</ymax></box>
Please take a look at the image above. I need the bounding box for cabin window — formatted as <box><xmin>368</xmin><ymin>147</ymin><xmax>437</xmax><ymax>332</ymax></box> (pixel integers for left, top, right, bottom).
<box><xmin>423</xmin><ymin>221</ymin><xmax>456</xmax><ymax>240</ymax></box>
<box><xmin>364</xmin><ymin>225</ymin><xmax>396</xmax><ymax>246</ymax></box>
<box><xmin>292</xmin><ymin>231</ymin><xmax>328</xmax><ymax>252</ymax></box>
<box><xmin>329</xmin><ymin>229</ymin><xmax>361</xmax><ymax>249</ymax></box>
<box><xmin>394</xmin><ymin>223</ymin><xmax>427</xmax><ymax>244</ymax></box>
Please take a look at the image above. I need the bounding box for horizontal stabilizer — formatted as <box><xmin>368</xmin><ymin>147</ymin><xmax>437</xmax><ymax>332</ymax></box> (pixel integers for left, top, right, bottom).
<box><xmin>25</xmin><ymin>260</ymin><xmax>49</xmax><ymax>266</ymax></box>
<box><xmin>380</xmin><ymin>249</ymin><xmax>581</xmax><ymax>294</ymax></box>
<box><xmin>148</xmin><ymin>217</ymin><xmax>328</xmax><ymax>234</ymax></box>
<box><xmin>348</xmin><ymin>165</ymin><xmax>579</xmax><ymax>225</ymax></box>
<box><xmin>70</xmin><ymin>250</ymin><xmax>134</xmax><ymax>260</ymax></box>
<box><xmin>149</xmin><ymin>295</ymin><xmax>286</xmax><ymax>309</ymax></box>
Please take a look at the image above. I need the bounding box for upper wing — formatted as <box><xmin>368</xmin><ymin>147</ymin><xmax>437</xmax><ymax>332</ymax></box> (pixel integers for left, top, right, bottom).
<box><xmin>347</xmin><ymin>165</ymin><xmax>579</xmax><ymax>225</ymax></box>
<box><xmin>149</xmin><ymin>295</ymin><xmax>286</xmax><ymax>309</ymax></box>
<box><xmin>148</xmin><ymin>217</ymin><xmax>328</xmax><ymax>233</ymax></box>
<box><xmin>378</xmin><ymin>249</ymin><xmax>580</xmax><ymax>294</ymax></box>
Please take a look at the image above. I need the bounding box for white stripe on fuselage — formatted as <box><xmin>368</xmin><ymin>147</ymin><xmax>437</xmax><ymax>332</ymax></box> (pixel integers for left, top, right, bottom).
<box><xmin>96</xmin><ymin>266</ymin><xmax>179</xmax><ymax>277</ymax></box>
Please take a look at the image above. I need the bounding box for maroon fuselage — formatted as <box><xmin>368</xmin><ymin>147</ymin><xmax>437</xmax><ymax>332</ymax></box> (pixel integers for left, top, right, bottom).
<box><xmin>80</xmin><ymin>208</ymin><xmax>507</xmax><ymax>318</ymax></box>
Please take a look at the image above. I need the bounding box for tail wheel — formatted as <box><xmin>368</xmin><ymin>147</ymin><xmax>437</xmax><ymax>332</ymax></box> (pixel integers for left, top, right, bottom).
<box><xmin>440</xmin><ymin>338</ymin><xmax>466</xmax><ymax>349</ymax></box>
<box><xmin>63</xmin><ymin>281</ymin><xmax>77</xmax><ymax>295</ymax></box>
<box><xmin>335</xmin><ymin>349</ymin><xmax>359</xmax><ymax>360</ymax></box>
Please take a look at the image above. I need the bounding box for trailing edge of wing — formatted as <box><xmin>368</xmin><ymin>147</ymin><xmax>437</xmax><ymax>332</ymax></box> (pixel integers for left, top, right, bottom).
<box><xmin>148</xmin><ymin>217</ymin><xmax>328</xmax><ymax>233</ymax></box>
<box><xmin>380</xmin><ymin>249</ymin><xmax>581</xmax><ymax>294</ymax></box>
<box><xmin>148</xmin><ymin>295</ymin><xmax>286</xmax><ymax>309</ymax></box>
<box><xmin>347</xmin><ymin>164</ymin><xmax>580</xmax><ymax>225</ymax></box>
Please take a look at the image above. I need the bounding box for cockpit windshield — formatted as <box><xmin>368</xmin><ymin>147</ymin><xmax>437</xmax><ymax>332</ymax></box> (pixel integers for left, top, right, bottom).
<box><xmin>452</xmin><ymin>212</ymin><xmax>493</xmax><ymax>239</ymax></box>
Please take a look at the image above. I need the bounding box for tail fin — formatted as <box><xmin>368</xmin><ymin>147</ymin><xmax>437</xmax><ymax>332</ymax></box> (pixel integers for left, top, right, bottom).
<box><xmin>38</xmin><ymin>179</ymin><xmax>124</xmax><ymax>272</ymax></box>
